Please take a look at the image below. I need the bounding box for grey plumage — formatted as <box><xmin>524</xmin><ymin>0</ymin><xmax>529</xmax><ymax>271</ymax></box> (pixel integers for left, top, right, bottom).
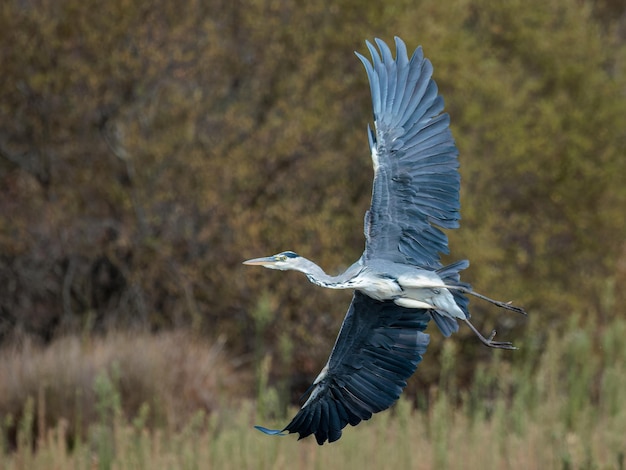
<box><xmin>244</xmin><ymin>37</ymin><xmax>525</xmax><ymax>445</ymax></box>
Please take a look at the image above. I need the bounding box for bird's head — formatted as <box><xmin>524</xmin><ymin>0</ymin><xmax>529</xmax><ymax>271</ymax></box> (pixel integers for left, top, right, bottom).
<box><xmin>243</xmin><ymin>251</ymin><xmax>303</xmax><ymax>271</ymax></box>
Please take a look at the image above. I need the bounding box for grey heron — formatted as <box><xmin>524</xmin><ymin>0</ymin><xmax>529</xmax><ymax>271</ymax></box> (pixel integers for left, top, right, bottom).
<box><xmin>244</xmin><ymin>37</ymin><xmax>526</xmax><ymax>445</ymax></box>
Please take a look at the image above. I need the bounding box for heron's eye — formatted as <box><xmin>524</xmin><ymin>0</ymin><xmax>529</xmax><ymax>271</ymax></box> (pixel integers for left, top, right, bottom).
<box><xmin>277</xmin><ymin>255</ymin><xmax>287</xmax><ymax>261</ymax></box>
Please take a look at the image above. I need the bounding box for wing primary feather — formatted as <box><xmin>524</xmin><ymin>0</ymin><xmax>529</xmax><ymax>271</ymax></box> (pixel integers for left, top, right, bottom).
<box><xmin>315</xmin><ymin>401</ymin><xmax>330</xmax><ymax>445</ymax></box>
<box><xmin>327</xmin><ymin>402</ymin><xmax>343</xmax><ymax>443</ymax></box>
<box><xmin>254</xmin><ymin>426</ymin><xmax>288</xmax><ymax>436</ymax></box>
<box><xmin>403</xmin><ymin>80</ymin><xmax>440</xmax><ymax>130</ymax></box>
<box><xmin>394</xmin><ymin>46</ymin><xmax>426</xmax><ymax>126</ymax></box>
<box><xmin>366</xmin><ymin>41</ymin><xmax>387</xmax><ymax>120</ymax></box>
<box><xmin>355</xmin><ymin>51</ymin><xmax>380</xmax><ymax>120</ymax></box>
<box><xmin>390</xmin><ymin>37</ymin><xmax>410</xmax><ymax>121</ymax></box>
<box><xmin>374</xmin><ymin>38</ymin><xmax>398</xmax><ymax>122</ymax></box>
<box><xmin>397</xmin><ymin>59</ymin><xmax>433</xmax><ymax>129</ymax></box>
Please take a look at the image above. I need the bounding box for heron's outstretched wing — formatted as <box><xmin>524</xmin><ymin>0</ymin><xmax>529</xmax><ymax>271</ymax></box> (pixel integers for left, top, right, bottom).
<box><xmin>255</xmin><ymin>291</ymin><xmax>430</xmax><ymax>445</ymax></box>
<box><xmin>356</xmin><ymin>37</ymin><xmax>460</xmax><ymax>268</ymax></box>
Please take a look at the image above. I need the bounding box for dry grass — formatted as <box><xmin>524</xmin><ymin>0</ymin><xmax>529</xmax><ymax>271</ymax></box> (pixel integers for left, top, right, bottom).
<box><xmin>0</xmin><ymin>331</ymin><xmax>249</xmax><ymax>443</ymax></box>
<box><xmin>1</xmin><ymin>317</ymin><xmax>626</xmax><ymax>469</ymax></box>
<box><xmin>2</xmin><ymin>393</ymin><xmax>625</xmax><ymax>470</ymax></box>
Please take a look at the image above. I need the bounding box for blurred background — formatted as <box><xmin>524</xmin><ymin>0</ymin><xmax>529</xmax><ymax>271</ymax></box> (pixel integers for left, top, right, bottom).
<box><xmin>1</xmin><ymin>0</ymin><xmax>625</xmax><ymax>466</ymax></box>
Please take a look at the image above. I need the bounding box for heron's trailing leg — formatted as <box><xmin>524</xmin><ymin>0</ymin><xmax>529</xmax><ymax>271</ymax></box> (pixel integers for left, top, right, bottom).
<box><xmin>455</xmin><ymin>288</ymin><xmax>526</xmax><ymax>316</ymax></box>
<box><xmin>463</xmin><ymin>318</ymin><xmax>517</xmax><ymax>350</ymax></box>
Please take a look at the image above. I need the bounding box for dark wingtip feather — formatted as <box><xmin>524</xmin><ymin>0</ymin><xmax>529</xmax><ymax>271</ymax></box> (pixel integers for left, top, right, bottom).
<box><xmin>254</xmin><ymin>425</ymin><xmax>288</xmax><ymax>436</ymax></box>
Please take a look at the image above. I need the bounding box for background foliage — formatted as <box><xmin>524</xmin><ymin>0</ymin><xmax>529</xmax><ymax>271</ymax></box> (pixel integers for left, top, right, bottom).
<box><xmin>1</xmin><ymin>0</ymin><xmax>625</xmax><ymax>402</ymax></box>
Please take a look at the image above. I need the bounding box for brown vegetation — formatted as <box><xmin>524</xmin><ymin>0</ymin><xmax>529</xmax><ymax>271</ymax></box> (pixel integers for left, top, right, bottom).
<box><xmin>1</xmin><ymin>0</ymin><xmax>625</xmax><ymax>429</ymax></box>
<box><xmin>0</xmin><ymin>331</ymin><xmax>248</xmax><ymax>447</ymax></box>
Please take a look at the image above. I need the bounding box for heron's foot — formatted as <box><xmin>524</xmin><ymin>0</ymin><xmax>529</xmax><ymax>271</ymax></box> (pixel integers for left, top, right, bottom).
<box><xmin>463</xmin><ymin>319</ymin><xmax>518</xmax><ymax>350</ymax></box>
<box><xmin>480</xmin><ymin>329</ymin><xmax>517</xmax><ymax>350</ymax></box>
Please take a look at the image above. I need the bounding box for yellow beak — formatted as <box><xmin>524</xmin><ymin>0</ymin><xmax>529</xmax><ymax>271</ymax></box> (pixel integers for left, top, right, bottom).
<box><xmin>242</xmin><ymin>256</ymin><xmax>277</xmax><ymax>266</ymax></box>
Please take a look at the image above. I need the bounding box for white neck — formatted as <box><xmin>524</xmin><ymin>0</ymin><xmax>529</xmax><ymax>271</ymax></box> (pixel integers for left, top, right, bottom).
<box><xmin>292</xmin><ymin>257</ymin><xmax>361</xmax><ymax>289</ymax></box>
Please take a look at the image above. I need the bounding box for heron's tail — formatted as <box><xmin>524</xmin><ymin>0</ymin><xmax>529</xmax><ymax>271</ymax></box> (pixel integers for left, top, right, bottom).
<box><xmin>431</xmin><ymin>260</ymin><xmax>471</xmax><ymax>336</ymax></box>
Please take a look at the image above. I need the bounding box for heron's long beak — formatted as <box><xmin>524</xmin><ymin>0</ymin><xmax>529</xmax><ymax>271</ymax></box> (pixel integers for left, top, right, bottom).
<box><xmin>242</xmin><ymin>256</ymin><xmax>277</xmax><ymax>266</ymax></box>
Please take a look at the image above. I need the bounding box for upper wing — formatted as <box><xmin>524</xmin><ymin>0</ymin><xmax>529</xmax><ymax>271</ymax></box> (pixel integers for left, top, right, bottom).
<box><xmin>356</xmin><ymin>37</ymin><xmax>460</xmax><ymax>268</ymax></box>
<box><xmin>255</xmin><ymin>291</ymin><xmax>430</xmax><ymax>445</ymax></box>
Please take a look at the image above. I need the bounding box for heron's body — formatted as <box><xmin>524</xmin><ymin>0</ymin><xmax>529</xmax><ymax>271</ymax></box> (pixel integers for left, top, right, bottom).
<box><xmin>284</xmin><ymin>255</ymin><xmax>464</xmax><ymax>315</ymax></box>
<box><xmin>244</xmin><ymin>37</ymin><xmax>525</xmax><ymax>445</ymax></box>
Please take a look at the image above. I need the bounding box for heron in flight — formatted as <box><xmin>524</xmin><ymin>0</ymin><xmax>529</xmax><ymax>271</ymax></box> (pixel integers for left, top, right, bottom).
<box><xmin>244</xmin><ymin>37</ymin><xmax>525</xmax><ymax>445</ymax></box>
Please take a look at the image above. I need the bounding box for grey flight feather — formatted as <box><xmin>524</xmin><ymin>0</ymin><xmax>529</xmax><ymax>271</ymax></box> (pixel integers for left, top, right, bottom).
<box><xmin>356</xmin><ymin>36</ymin><xmax>460</xmax><ymax>268</ymax></box>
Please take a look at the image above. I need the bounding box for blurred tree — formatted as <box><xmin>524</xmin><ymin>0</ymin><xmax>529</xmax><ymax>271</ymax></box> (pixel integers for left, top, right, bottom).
<box><xmin>0</xmin><ymin>0</ymin><xmax>624</xmax><ymax>397</ymax></box>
